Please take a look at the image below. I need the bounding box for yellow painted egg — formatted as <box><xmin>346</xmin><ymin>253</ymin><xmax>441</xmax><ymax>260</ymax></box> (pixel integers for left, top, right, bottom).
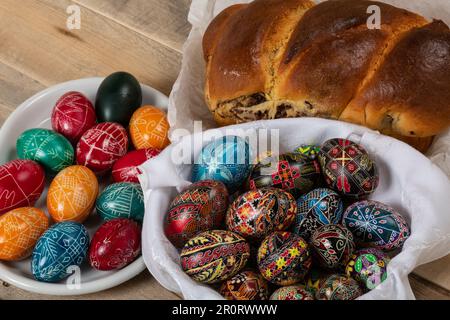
<box><xmin>47</xmin><ymin>165</ymin><xmax>98</xmax><ymax>223</ymax></box>
<box><xmin>129</xmin><ymin>105</ymin><xmax>170</xmax><ymax>150</ymax></box>
<box><xmin>0</xmin><ymin>207</ymin><xmax>49</xmax><ymax>261</ymax></box>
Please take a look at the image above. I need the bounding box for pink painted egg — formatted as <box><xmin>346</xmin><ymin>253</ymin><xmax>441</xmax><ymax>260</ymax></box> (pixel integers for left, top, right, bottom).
<box><xmin>51</xmin><ymin>91</ymin><xmax>97</xmax><ymax>144</ymax></box>
<box><xmin>76</xmin><ymin>122</ymin><xmax>129</xmax><ymax>174</ymax></box>
<box><xmin>0</xmin><ymin>160</ymin><xmax>45</xmax><ymax>215</ymax></box>
<box><xmin>89</xmin><ymin>218</ymin><xmax>141</xmax><ymax>271</ymax></box>
<box><xmin>112</xmin><ymin>148</ymin><xmax>160</xmax><ymax>183</ymax></box>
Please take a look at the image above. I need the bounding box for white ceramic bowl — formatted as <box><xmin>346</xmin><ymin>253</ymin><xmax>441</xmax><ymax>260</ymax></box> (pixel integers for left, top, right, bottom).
<box><xmin>0</xmin><ymin>77</ymin><xmax>168</xmax><ymax>295</ymax></box>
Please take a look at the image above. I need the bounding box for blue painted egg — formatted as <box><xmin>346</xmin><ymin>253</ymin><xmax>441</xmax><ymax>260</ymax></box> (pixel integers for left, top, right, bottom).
<box><xmin>192</xmin><ymin>136</ymin><xmax>253</xmax><ymax>192</ymax></box>
<box><xmin>31</xmin><ymin>222</ymin><xmax>89</xmax><ymax>282</ymax></box>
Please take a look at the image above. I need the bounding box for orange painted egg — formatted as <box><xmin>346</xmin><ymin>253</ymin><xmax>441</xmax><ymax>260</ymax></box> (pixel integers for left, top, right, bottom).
<box><xmin>0</xmin><ymin>207</ymin><xmax>49</xmax><ymax>261</ymax></box>
<box><xmin>47</xmin><ymin>165</ymin><xmax>99</xmax><ymax>223</ymax></box>
<box><xmin>129</xmin><ymin>105</ymin><xmax>170</xmax><ymax>150</ymax></box>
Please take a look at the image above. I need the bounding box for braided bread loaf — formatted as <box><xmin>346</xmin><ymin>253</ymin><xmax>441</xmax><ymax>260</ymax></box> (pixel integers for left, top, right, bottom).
<box><xmin>203</xmin><ymin>0</ymin><xmax>450</xmax><ymax>151</ymax></box>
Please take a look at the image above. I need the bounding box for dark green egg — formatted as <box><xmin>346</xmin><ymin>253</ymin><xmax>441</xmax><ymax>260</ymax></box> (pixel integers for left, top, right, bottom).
<box><xmin>95</xmin><ymin>72</ymin><xmax>142</xmax><ymax>125</ymax></box>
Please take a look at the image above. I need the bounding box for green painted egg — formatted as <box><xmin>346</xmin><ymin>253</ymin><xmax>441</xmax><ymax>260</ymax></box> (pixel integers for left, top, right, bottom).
<box><xmin>96</xmin><ymin>182</ymin><xmax>144</xmax><ymax>222</ymax></box>
<box><xmin>16</xmin><ymin>128</ymin><xmax>74</xmax><ymax>175</ymax></box>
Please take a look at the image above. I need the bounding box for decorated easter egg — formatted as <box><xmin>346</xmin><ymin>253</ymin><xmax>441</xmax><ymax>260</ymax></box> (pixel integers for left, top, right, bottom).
<box><xmin>342</xmin><ymin>200</ymin><xmax>410</xmax><ymax>251</ymax></box>
<box><xmin>76</xmin><ymin>122</ymin><xmax>128</xmax><ymax>174</ymax></box>
<box><xmin>129</xmin><ymin>105</ymin><xmax>170</xmax><ymax>150</ymax></box>
<box><xmin>317</xmin><ymin>274</ymin><xmax>363</xmax><ymax>300</ymax></box>
<box><xmin>96</xmin><ymin>182</ymin><xmax>144</xmax><ymax>222</ymax></box>
<box><xmin>89</xmin><ymin>218</ymin><xmax>141</xmax><ymax>271</ymax></box>
<box><xmin>220</xmin><ymin>270</ymin><xmax>269</xmax><ymax>300</ymax></box>
<box><xmin>164</xmin><ymin>180</ymin><xmax>228</xmax><ymax>248</ymax></box>
<box><xmin>32</xmin><ymin>222</ymin><xmax>89</xmax><ymax>282</ymax></box>
<box><xmin>257</xmin><ymin>231</ymin><xmax>311</xmax><ymax>285</ymax></box>
<box><xmin>0</xmin><ymin>207</ymin><xmax>49</xmax><ymax>261</ymax></box>
<box><xmin>293</xmin><ymin>144</ymin><xmax>321</xmax><ymax>160</ymax></box>
<box><xmin>270</xmin><ymin>285</ymin><xmax>315</xmax><ymax>300</ymax></box>
<box><xmin>17</xmin><ymin>128</ymin><xmax>74</xmax><ymax>174</ymax></box>
<box><xmin>112</xmin><ymin>148</ymin><xmax>160</xmax><ymax>183</ymax></box>
<box><xmin>51</xmin><ymin>91</ymin><xmax>96</xmax><ymax>144</ymax></box>
<box><xmin>95</xmin><ymin>72</ymin><xmax>142</xmax><ymax>125</ymax></box>
<box><xmin>180</xmin><ymin>230</ymin><xmax>250</xmax><ymax>284</ymax></box>
<box><xmin>226</xmin><ymin>188</ymin><xmax>296</xmax><ymax>242</ymax></box>
<box><xmin>0</xmin><ymin>160</ymin><xmax>45</xmax><ymax>215</ymax></box>
<box><xmin>294</xmin><ymin>188</ymin><xmax>343</xmax><ymax>240</ymax></box>
<box><xmin>305</xmin><ymin>269</ymin><xmax>333</xmax><ymax>295</ymax></box>
<box><xmin>247</xmin><ymin>152</ymin><xmax>321</xmax><ymax>198</ymax></box>
<box><xmin>192</xmin><ymin>136</ymin><xmax>253</xmax><ymax>192</ymax></box>
<box><xmin>318</xmin><ymin>138</ymin><xmax>379</xmax><ymax>198</ymax></box>
<box><xmin>47</xmin><ymin>165</ymin><xmax>98</xmax><ymax>223</ymax></box>
<box><xmin>310</xmin><ymin>224</ymin><xmax>355</xmax><ymax>269</ymax></box>
<box><xmin>346</xmin><ymin>248</ymin><xmax>390</xmax><ymax>290</ymax></box>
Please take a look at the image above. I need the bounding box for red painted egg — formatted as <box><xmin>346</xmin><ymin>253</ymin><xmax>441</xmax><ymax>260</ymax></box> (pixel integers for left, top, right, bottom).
<box><xmin>51</xmin><ymin>91</ymin><xmax>97</xmax><ymax>144</ymax></box>
<box><xmin>76</xmin><ymin>122</ymin><xmax>129</xmax><ymax>174</ymax></box>
<box><xmin>112</xmin><ymin>148</ymin><xmax>160</xmax><ymax>183</ymax></box>
<box><xmin>89</xmin><ymin>218</ymin><xmax>141</xmax><ymax>271</ymax></box>
<box><xmin>0</xmin><ymin>160</ymin><xmax>45</xmax><ymax>215</ymax></box>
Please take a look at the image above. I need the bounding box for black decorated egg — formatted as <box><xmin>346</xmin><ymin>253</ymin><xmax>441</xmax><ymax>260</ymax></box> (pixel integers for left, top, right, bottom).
<box><xmin>220</xmin><ymin>270</ymin><xmax>269</xmax><ymax>300</ymax></box>
<box><xmin>294</xmin><ymin>188</ymin><xmax>344</xmax><ymax>240</ymax></box>
<box><xmin>318</xmin><ymin>138</ymin><xmax>379</xmax><ymax>199</ymax></box>
<box><xmin>269</xmin><ymin>285</ymin><xmax>314</xmax><ymax>300</ymax></box>
<box><xmin>226</xmin><ymin>188</ymin><xmax>296</xmax><ymax>242</ymax></box>
<box><xmin>247</xmin><ymin>152</ymin><xmax>321</xmax><ymax>198</ymax></box>
<box><xmin>310</xmin><ymin>224</ymin><xmax>355</xmax><ymax>269</ymax></box>
<box><xmin>257</xmin><ymin>231</ymin><xmax>311</xmax><ymax>286</ymax></box>
<box><xmin>317</xmin><ymin>274</ymin><xmax>363</xmax><ymax>300</ymax></box>
<box><xmin>342</xmin><ymin>200</ymin><xmax>410</xmax><ymax>251</ymax></box>
<box><xmin>305</xmin><ymin>268</ymin><xmax>333</xmax><ymax>295</ymax></box>
<box><xmin>180</xmin><ymin>230</ymin><xmax>250</xmax><ymax>284</ymax></box>
<box><xmin>293</xmin><ymin>144</ymin><xmax>321</xmax><ymax>160</ymax></box>
<box><xmin>346</xmin><ymin>248</ymin><xmax>390</xmax><ymax>290</ymax></box>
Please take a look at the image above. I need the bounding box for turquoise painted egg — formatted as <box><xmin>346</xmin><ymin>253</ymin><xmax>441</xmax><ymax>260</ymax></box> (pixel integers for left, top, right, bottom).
<box><xmin>16</xmin><ymin>128</ymin><xmax>74</xmax><ymax>174</ymax></box>
<box><xmin>96</xmin><ymin>182</ymin><xmax>145</xmax><ymax>222</ymax></box>
<box><xmin>31</xmin><ymin>221</ymin><xmax>89</xmax><ymax>282</ymax></box>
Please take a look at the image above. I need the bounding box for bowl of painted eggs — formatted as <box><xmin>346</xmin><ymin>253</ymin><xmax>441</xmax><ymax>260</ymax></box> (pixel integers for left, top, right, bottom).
<box><xmin>0</xmin><ymin>72</ymin><xmax>170</xmax><ymax>295</ymax></box>
<box><xmin>162</xmin><ymin>135</ymin><xmax>412</xmax><ymax>300</ymax></box>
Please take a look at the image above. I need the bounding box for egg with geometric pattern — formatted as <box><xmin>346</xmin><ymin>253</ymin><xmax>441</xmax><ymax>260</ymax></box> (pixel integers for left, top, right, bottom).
<box><xmin>269</xmin><ymin>285</ymin><xmax>314</xmax><ymax>300</ymax></box>
<box><xmin>316</xmin><ymin>274</ymin><xmax>363</xmax><ymax>300</ymax></box>
<box><xmin>129</xmin><ymin>105</ymin><xmax>170</xmax><ymax>150</ymax></box>
<box><xmin>220</xmin><ymin>270</ymin><xmax>269</xmax><ymax>300</ymax></box>
<box><xmin>346</xmin><ymin>248</ymin><xmax>390</xmax><ymax>290</ymax></box>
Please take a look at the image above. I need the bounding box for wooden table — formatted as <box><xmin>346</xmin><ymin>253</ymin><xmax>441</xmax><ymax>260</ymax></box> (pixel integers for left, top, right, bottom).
<box><xmin>0</xmin><ymin>0</ymin><xmax>449</xmax><ymax>300</ymax></box>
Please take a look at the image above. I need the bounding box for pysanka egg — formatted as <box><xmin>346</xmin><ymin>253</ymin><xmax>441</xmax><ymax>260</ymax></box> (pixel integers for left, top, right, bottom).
<box><xmin>164</xmin><ymin>180</ymin><xmax>229</xmax><ymax>248</ymax></box>
<box><xmin>112</xmin><ymin>148</ymin><xmax>160</xmax><ymax>183</ymax></box>
<box><xmin>293</xmin><ymin>144</ymin><xmax>321</xmax><ymax>160</ymax></box>
<box><xmin>17</xmin><ymin>128</ymin><xmax>74</xmax><ymax>174</ymax></box>
<box><xmin>294</xmin><ymin>188</ymin><xmax>343</xmax><ymax>240</ymax></box>
<box><xmin>257</xmin><ymin>231</ymin><xmax>311</xmax><ymax>285</ymax></box>
<box><xmin>51</xmin><ymin>91</ymin><xmax>96</xmax><ymax>144</ymax></box>
<box><xmin>181</xmin><ymin>230</ymin><xmax>250</xmax><ymax>284</ymax></box>
<box><xmin>32</xmin><ymin>222</ymin><xmax>89</xmax><ymax>282</ymax></box>
<box><xmin>346</xmin><ymin>248</ymin><xmax>390</xmax><ymax>290</ymax></box>
<box><xmin>317</xmin><ymin>274</ymin><xmax>363</xmax><ymax>300</ymax></box>
<box><xmin>343</xmin><ymin>200</ymin><xmax>410</xmax><ymax>251</ymax></box>
<box><xmin>318</xmin><ymin>138</ymin><xmax>379</xmax><ymax>198</ymax></box>
<box><xmin>96</xmin><ymin>182</ymin><xmax>145</xmax><ymax>222</ymax></box>
<box><xmin>0</xmin><ymin>207</ymin><xmax>49</xmax><ymax>261</ymax></box>
<box><xmin>192</xmin><ymin>136</ymin><xmax>253</xmax><ymax>192</ymax></box>
<box><xmin>89</xmin><ymin>218</ymin><xmax>141</xmax><ymax>271</ymax></box>
<box><xmin>270</xmin><ymin>285</ymin><xmax>314</xmax><ymax>300</ymax></box>
<box><xmin>220</xmin><ymin>270</ymin><xmax>269</xmax><ymax>300</ymax></box>
<box><xmin>47</xmin><ymin>165</ymin><xmax>99</xmax><ymax>223</ymax></box>
<box><xmin>76</xmin><ymin>122</ymin><xmax>128</xmax><ymax>174</ymax></box>
<box><xmin>226</xmin><ymin>188</ymin><xmax>296</xmax><ymax>242</ymax></box>
<box><xmin>0</xmin><ymin>159</ymin><xmax>45</xmax><ymax>215</ymax></box>
<box><xmin>247</xmin><ymin>152</ymin><xmax>321</xmax><ymax>198</ymax></box>
<box><xmin>129</xmin><ymin>105</ymin><xmax>170</xmax><ymax>150</ymax></box>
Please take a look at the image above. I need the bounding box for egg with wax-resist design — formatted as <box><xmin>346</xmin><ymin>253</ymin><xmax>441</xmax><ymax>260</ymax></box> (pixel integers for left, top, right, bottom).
<box><xmin>342</xmin><ymin>200</ymin><xmax>410</xmax><ymax>251</ymax></box>
<box><xmin>51</xmin><ymin>91</ymin><xmax>97</xmax><ymax>144</ymax></box>
<box><xmin>220</xmin><ymin>270</ymin><xmax>269</xmax><ymax>300</ymax></box>
<box><xmin>318</xmin><ymin>138</ymin><xmax>379</xmax><ymax>199</ymax></box>
<box><xmin>76</xmin><ymin>122</ymin><xmax>128</xmax><ymax>174</ymax></box>
<box><xmin>164</xmin><ymin>180</ymin><xmax>228</xmax><ymax>248</ymax></box>
<box><xmin>257</xmin><ymin>231</ymin><xmax>311</xmax><ymax>286</ymax></box>
<box><xmin>247</xmin><ymin>152</ymin><xmax>321</xmax><ymax>198</ymax></box>
<box><xmin>129</xmin><ymin>105</ymin><xmax>170</xmax><ymax>150</ymax></box>
<box><xmin>0</xmin><ymin>207</ymin><xmax>49</xmax><ymax>261</ymax></box>
<box><xmin>0</xmin><ymin>159</ymin><xmax>45</xmax><ymax>215</ymax></box>
<box><xmin>112</xmin><ymin>148</ymin><xmax>160</xmax><ymax>183</ymax></box>
<box><xmin>346</xmin><ymin>248</ymin><xmax>390</xmax><ymax>290</ymax></box>
<box><xmin>17</xmin><ymin>128</ymin><xmax>74</xmax><ymax>175</ymax></box>
<box><xmin>32</xmin><ymin>222</ymin><xmax>89</xmax><ymax>283</ymax></box>
<box><xmin>89</xmin><ymin>218</ymin><xmax>141</xmax><ymax>271</ymax></box>
<box><xmin>294</xmin><ymin>188</ymin><xmax>343</xmax><ymax>241</ymax></box>
<box><xmin>47</xmin><ymin>165</ymin><xmax>99</xmax><ymax>223</ymax></box>
<box><xmin>226</xmin><ymin>188</ymin><xmax>296</xmax><ymax>242</ymax></box>
<box><xmin>293</xmin><ymin>144</ymin><xmax>321</xmax><ymax>160</ymax></box>
<box><xmin>305</xmin><ymin>268</ymin><xmax>333</xmax><ymax>295</ymax></box>
<box><xmin>316</xmin><ymin>274</ymin><xmax>363</xmax><ymax>300</ymax></box>
<box><xmin>180</xmin><ymin>230</ymin><xmax>250</xmax><ymax>284</ymax></box>
<box><xmin>270</xmin><ymin>285</ymin><xmax>315</xmax><ymax>300</ymax></box>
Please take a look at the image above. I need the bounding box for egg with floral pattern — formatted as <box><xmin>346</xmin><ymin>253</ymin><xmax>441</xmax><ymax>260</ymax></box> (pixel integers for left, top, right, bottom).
<box><xmin>220</xmin><ymin>270</ymin><xmax>269</xmax><ymax>300</ymax></box>
<box><xmin>129</xmin><ymin>105</ymin><xmax>170</xmax><ymax>150</ymax></box>
<box><xmin>317</xmin><ymin>274</ymin><xmax>363</xmax><ymax>300</ymax></box>
<box><xmin>346</xmin><ymin>248</ymin><xmax>390</xmax><ymax>290</ymax></box>
<box><xmin>270</xmin><ymin>285</ymin><xmax>314</xmax><ymax>300</ymax></box>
